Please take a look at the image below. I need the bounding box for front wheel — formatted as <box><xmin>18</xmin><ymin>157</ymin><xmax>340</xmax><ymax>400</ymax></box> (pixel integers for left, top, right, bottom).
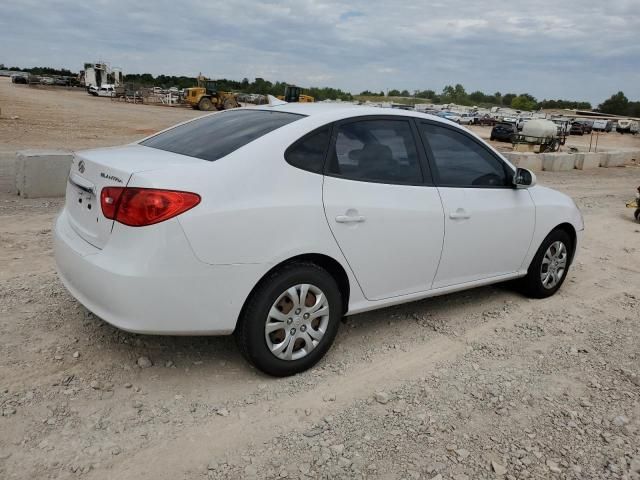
<box><xmin>235</xmin><ymin>263</ymin><xmax>342</xmax><ymax>376</ymax></box>
<box><xmin>519</xmin><ymin>229</ymin><xmax>572</xmax><ymax>298</ymax></box>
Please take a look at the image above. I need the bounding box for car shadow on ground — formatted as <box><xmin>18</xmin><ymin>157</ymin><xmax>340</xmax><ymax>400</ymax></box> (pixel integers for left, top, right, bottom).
<box><xmin>78</xmin><ymin>282</ymin><xmax>523</xmax><ymax>381</ymax></box>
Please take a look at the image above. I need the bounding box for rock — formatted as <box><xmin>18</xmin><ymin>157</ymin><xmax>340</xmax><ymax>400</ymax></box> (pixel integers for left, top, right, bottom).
<box><xmin>72</xmin><ymin>351</ymin><xmax>80</xmax><ymax>358</ymax></box>
<box><xmin>629</xmin><ymin>457</ymin><xmax>640</xmax><ymax>479</ymax></box>
<box><xmin>90</xmin><ymin>380</ymin><xmax>101</xmax><ymax>390</ymax></box>
<box><xmin>164</xmin><ymin>360</ymin><xmax>174</xmax><ymax>368</ymax></box>
<box><xmin>374</xmin><ymin>392</ymin><xmax>390</xmax><ymax>404</ymax></box>
<box><xmin>207</xmin><ymin>460</ymin><xmax>218</xmax><ymax>471</ymax></box>
<box><xmin>491</xmin><ymin>460</ymin><xmax>507</xmax><ymax>476</ymax></box>
<box><xmin>137</xmin><ymin>356</ymin><xmax>153</xmax><ymax>368</ymax></box>
<box><xmin>330</xmin><ymin>444</ymin><xmax>344</xmax><ymax>455</ymax></box>
<box><xmin>132</xmin><ymin>400</ymin><xmax>143</xmax><ymax>409</ymax></box>
<box><xmin>111</xmin><ymin>447</ymin><xmax>121</xmax><ymax>456</ymax></box>
<box><xmin>303</xmin><ymin>428</ymin><xmax>322</xmax><ymax>438</ymax></box>
<box><xmin>216</xmin><ymin>408</ymin><xmax>230</xmax><ymax>417</ymax></box>
<box><xmin>456</xmin><ymin>448</ymin><xmax>470</xmax><ymax>460</ymax></box>
<box><xmin>612</xmin><ymin>415</ymin><xmax>629</xmax><ymax>426</ymax></box>
<box><xmin>244</xmin><ymin>465</ymin><xmax>258</xmax><ymax>477</ymax></box>
<box><xmin>323</xmin><ymin>393</ymin><xmax>336</xmax><ymax>402</ymax></box>
<box><xmin>2</xmin><ymin>407</ymin><xmax>17</xmax><ymax>416</ymax></box>
<box><xmin>546</xmin><ymin>460</ymin><xmax>561</xmax><ymax>473</ymax></box>
<box><xmin>123</xmin><ymin>383</ymin><xmax>132</xmax><ymax>389</ymax></box>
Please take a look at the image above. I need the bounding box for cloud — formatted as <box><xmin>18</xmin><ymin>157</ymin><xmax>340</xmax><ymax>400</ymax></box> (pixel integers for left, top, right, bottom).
<box><xmin>0</xmin><ymin>0</ymin><xmax>638</xmax><ymax>104</ymax></box>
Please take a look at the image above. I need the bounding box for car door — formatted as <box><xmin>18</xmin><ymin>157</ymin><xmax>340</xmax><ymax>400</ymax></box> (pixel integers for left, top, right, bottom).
<box><xmin>322</xmin><ymin>117</ymin><xmax>445</xmax><ymax>300</ymax></box>
<box><xmin>417</xmin><ymin>120</ymin><xmax>535</xmax><ymax>289</ymax></box>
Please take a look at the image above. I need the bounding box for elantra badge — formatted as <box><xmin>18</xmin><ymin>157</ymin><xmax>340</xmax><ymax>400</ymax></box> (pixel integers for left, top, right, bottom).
<box><xmin>78</xmin><ymin>160</ymin><xmax>85</xmax><ymax>173</ymax></box>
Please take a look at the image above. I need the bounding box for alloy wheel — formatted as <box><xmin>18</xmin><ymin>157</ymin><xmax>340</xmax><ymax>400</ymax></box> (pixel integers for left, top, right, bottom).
<box><xmin>540</xmin><ymin>241</ymin><xmax>567</xmax><ymax>289</ymax></box>
<box><xmin>265</xmin><ymin>284</ymin><xmax>330</xmax><ymax>361</ymax></box>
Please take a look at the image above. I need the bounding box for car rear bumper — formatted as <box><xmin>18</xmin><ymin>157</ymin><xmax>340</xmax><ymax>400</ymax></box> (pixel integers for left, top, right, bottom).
<box><xmin>54</xmin><ymin>209</ymin><xmax>264</xmax><ymax>335</ymax></box>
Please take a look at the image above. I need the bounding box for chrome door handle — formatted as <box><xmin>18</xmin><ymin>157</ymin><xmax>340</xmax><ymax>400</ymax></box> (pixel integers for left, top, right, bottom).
<box><xmin>335</xmin><ymin>215</ymin><xmax>366</xmax><ymax>223</ymax></box>
<box><xmin>449</xmin><ymin>209</ymin><xmax>470</xmax><ymax>220</ymax></box>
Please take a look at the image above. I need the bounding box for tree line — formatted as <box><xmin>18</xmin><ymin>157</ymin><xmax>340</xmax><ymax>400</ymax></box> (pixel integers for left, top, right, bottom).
<box><xmin>359</xmin><ymin>83</ymin><xmax>593</xmax><ymax>111</ymax></box>
<box><xmin>598</xmin><ymin>92</ymin><xmax>640</xmax><ymax>117</ymax></box>
<box><xmin>3</xmin><ymin>65</ymin><xmax>638</xmax><ymax>114</ymax></box>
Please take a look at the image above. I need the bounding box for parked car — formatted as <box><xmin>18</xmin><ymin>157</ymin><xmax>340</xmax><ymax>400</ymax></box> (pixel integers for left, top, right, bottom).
<box><xmin>490</xmin><ymin>122</ymin><xmax>517</xmax><ymax>142</ymax></box>
<box><xmin>10</xmin><ymin>74</ymin><xmax>27</xmax><ymax>84</ymax></box>
<box><xmin>458</xmin><ymin>113</ymin><xmax>475</xmax><ymax>125</ymax></box>
<box><xmin>570</xmin><ymin>122</ymin><xmax>585</xmax><ymax>135</ymax></box>
<box><xmin>577</xmin><ymin>120</ymin><xmax>593</xmax><ymax>134</ymax></box>
<box><xmin>616</xmin><ymin>119</ymin><xmax>640</xmax><ymax>134</ymax></box>
<box><xmin>478</xmin><ymin>115</ymin><xmax>496</xmax><ymax>126</ymax></box>
<box><xmin>436</xmin><ymin>111</ymin><xmax>461</xmax><ymax>123</ymax></box>
<box><xmin>54</xmin><ymin>105</ymin><xmax>583</xmax><ymax>376</ymax></box>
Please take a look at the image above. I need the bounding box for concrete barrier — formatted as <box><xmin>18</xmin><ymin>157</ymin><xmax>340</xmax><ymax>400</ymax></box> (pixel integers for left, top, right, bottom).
<box><xmin>15</xmin><ymin>150</ymin><xmax>73</xmax><ymax>198</ymax></box>
<box><xmin>576</xmin><ymin>152</ymin><xmax>602</xmax><ymax>170</ymax></box>
<box><xmin>503</xmin><ymin>152</ymin><xmax>543</xmax><ymax>171</ymax></box>
<box><xmin>600</xmin><ymin>152</ymin><xmax>626</xmax><ymax>168</ymax></box>
<box><xmin>542</xmin><ymin>153</ymin><xmax>575</xmax><ymax>172</ymax></box>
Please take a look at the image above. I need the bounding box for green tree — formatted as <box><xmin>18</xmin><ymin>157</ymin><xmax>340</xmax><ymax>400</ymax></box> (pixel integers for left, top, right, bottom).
<box><xmin>502</xmin><ymin>93</ymin><xmax>517</xmax><ymax>106</ymax></box>
<box><xmin>598</xmin><ymin>91</ymin><xmax>629</xmax><ymax>115</ymax></box>
<box><xmin>511</xmin><ymin>95</ymin><xmax>537</xmax><ymax>111</ymax></box>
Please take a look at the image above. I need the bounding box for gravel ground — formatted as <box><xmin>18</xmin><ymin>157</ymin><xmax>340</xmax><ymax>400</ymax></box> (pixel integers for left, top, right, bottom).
<box><xmin>1</xmin><ymin>78</ymin><xmax>640</xmax><ymax>480</ymax></box>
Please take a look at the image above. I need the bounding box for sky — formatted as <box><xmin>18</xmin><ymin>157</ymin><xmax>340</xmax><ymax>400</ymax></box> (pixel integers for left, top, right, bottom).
<box><xmin>1</xmin><ymin>0</ymin><xmax>639</xmax><ymax>105</ymax></box>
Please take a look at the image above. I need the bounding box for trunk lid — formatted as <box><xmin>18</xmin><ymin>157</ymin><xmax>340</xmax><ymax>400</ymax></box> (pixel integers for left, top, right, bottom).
<box><xmin>65</xmin><ymin>144</ymin><xmax>203</xmax><ymax>249</ymax></box>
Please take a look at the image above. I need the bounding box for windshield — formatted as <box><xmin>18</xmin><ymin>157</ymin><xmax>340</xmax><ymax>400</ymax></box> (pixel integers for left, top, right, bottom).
<box><xmin>141</xmin><ymin>109</ymin><xmax>304</xmax><ymax>162</ymax></box>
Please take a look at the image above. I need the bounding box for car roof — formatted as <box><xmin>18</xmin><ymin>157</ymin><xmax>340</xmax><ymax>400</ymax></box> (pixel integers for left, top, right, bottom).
<box><xmin>250</xmin><ymin>102</ymin><xmax>448</xmax><ymax>124</ymax></box>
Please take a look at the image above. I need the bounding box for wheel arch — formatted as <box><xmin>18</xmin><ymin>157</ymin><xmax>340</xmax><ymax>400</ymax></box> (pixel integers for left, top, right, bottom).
<box><xmin>237</xmin><ymin>253</ymin><xmax>351</xmax><ymax>329</ymax></box>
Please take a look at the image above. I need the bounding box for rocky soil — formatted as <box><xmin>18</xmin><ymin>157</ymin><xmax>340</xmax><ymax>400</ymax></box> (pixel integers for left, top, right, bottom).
<box><xmin>1</xmin><ymin>77</ymin><xmax>640</xmax><ymax>479</ymax></box>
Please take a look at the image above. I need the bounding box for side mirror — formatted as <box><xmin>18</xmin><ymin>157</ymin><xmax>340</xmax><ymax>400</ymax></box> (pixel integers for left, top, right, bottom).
<box><xmin>513</xmin><ymin>167</ymin><xmax>536</xmax><ymax>189</ymax></box>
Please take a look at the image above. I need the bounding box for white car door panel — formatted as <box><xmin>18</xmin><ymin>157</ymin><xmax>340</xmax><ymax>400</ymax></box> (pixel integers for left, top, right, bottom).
<box><xmin>418</xmin><ymin>120</ymin><xmax>535</xmax><ymax>288</ymax></box>
<box><xmin>324</xmin><ymin>177</ymin><xmax>445</xmax><ymax>300</ymax></box>
<box><xmin>322</xmin><ymin>117</ymin><xmax>445</xmax><ymax>301</ymax></box>
<box><xmin>434</xmin><ymin>188</ymin><xmax>534</xmax><ymax>288</ymax></box>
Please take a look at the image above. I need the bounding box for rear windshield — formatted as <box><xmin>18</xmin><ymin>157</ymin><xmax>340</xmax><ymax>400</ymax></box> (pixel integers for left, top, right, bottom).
<box><xmin>141</xmin><ymin>109</ymin><xmax>304</xmax><ymax>161</ymax></box>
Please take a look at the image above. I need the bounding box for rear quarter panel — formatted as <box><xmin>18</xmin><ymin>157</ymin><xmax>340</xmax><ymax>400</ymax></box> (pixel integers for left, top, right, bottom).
<box><xmin>127</xmin><ymin>115</ymin><xmax>367</xmax><ymax>309</ymax></box>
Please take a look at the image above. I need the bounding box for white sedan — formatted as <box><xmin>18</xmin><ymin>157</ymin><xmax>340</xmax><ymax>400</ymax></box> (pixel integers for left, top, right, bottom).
<box><xmin>54</xmin><ymin>103</ymin><xmax>583</xmax><ymax>376</ymax></box>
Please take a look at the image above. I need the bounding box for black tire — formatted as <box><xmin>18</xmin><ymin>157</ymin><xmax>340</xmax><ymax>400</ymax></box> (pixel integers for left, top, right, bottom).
<box><xmin>198</xmin><ymin>97</ymin><xmax>214</xmax><ymax>111</ymax></box>
<box><xmin>235</xmin><ymin>262</ymin><xmax>342</xmax><ymax>377</ymax></box>
<box><xmin>519</xmin><ymin>229</ymin><xmax>572</xmax><ymax>298</ymax></box>
<box><xmin>635</xmin><ymin>208</ymin><xmax>640</xmax><ymax>222</ymax></box>
<box><xmin>223</xmin><ymin>97</ymin><xmax>238</xmax><ymax>110</ymax></box>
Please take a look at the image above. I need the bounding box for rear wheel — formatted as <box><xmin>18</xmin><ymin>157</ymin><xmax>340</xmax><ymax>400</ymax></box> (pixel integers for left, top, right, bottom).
<box><xmin>235</xmin><ymin>263</ymin><xmax>342</xmax><ymax>377</ymax></box>
<box><xmin>635</xmin><ymin>208</ymin><xmax>640</xmax><ymax>222</ymax></box>
<box><xmin>198</xmin><ymin>97</ymin><xmax>214</xmax><ymax>111</ymax></box>
<box><xmin>519</xmin><ymin>229</ymin><xmax>572</xmax><ymax>298</ymax></box>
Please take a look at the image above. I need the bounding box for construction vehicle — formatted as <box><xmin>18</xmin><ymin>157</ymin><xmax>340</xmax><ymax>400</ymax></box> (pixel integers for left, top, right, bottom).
<box><xmin>626</xmin><ymin>186</ymin><xmax>640</xmax><ymax>222</ymax></box>
<box><xmin>277</xmin><ymin>85</ymin><xmax>314</xmax><ymax>103</ymax></box>
<box><xmin>184</xmin><ymin>76</ymin><xmax>239</xmax><ymax>111</ymax></box>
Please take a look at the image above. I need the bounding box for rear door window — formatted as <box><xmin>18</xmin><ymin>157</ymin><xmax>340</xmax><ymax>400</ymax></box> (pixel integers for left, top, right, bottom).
<box><xmin>141</xmin><ymin>109</ymin><xmax>303</xmax><ymax>161</ymax></box>
<box><xmin>327</xmin><ymin>119</ymin><xmax>423</xmax><ymax>184</ymax></box>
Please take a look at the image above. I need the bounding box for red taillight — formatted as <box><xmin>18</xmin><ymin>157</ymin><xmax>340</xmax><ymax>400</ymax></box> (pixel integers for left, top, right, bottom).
<box><xmin>100</xmin><ymin>187</ymin><xmax>200</xmax><ymax>227</ymax></box>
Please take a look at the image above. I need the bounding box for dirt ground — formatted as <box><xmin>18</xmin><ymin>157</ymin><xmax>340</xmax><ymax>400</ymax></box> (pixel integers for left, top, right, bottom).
<box><xmin>1</xmin><ymin>77</ymin><xmax>640</xmax><ymax>480</ymax></box>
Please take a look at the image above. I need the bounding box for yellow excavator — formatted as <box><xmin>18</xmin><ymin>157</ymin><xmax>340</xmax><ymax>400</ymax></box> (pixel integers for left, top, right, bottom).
<box><xmin>184</xmin><ymin>75</ymin><xmax>239</xmax><ymax>111</ymax></box>
<box><xmin>277</xmin><ymin>85</ymin><xmax>315</xmax><ymax>103</ymax></box>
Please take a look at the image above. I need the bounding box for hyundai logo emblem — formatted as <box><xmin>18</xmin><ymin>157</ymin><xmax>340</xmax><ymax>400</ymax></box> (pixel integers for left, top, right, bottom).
<box><xmin>78</xmin><ymin>160</ymin><xmax>85</xmax><ymax>174</ymax></box>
